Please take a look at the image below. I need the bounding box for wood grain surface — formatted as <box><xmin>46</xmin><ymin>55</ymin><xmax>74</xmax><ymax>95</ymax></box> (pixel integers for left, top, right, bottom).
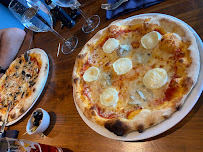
<box><xmin>7</xmin><ymin>0</ymin><xmax>203</xmax><ymax>151</ymax></box>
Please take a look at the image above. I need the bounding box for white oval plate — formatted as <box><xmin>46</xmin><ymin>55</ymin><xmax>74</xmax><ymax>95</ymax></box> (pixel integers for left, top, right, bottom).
<box><xmin>75</xmin><ymin>13</ymin><xmax>203</xmax><ymax>141</ymax></box>
<box><xmin>0</xmin><ymin>48</ymin><xmax>49</xmax><ymax>126</ymax></box>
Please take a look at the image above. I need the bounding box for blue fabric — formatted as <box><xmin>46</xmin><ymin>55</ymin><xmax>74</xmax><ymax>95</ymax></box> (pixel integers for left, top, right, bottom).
<box><xmin>106</xmin><ymin>0</ymin><xmax>165</xmax><ymax>20</ymax></box>
<box><xmin>0</xmin><ymin>4</ymin><xmax>24</xmax><ymax>30</ymax></box>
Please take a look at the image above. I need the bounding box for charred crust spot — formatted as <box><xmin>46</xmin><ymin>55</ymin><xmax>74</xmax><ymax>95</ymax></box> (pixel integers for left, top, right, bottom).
<box><xmin>105</xmin><ymin>62</ymin><xmax>110</xmax><ymax>66</ymax></box>
<box><xmin>91</xmin><ymin>111</ymin><xmax>96</xmax><ymax>116</ymax></box>
<box><xmin>45</xmin><ymin>63</ymin><xmax>48</xmax><ymax>71</ymax></box>
<box><xmin>176</xmin><ymin>105</ymin><xmax>182</xmax><ymax>111</ymax></box>
<box><xmin>20</xmin><ymin>107</ymin><xmax>25</xmax><ymax>113</ymax></box>
<box><xmin>25</xmin><ymin>92</ymin><xmax>29</xmax><ymax>97</ymax></box>
<box><xmin>74</xmin><ymin>78</ymin><xmax>79</xmax><ymax>84</ymax></box>
<box><xmin>150</xmin><ymin>64</ymin><xmax>156</xmax><ymax>69</ymax></box>
<box><xmin>149</xmin><ymin>122</ymin><xmax>154</xmax><ymax>126</ymax></box>
<box><xmin>159</xmin><ymin>65</ymin><xmax>164</xmax><ymax>68</ymax></box>
<box><xmin>33</xmin><ymin>88</ymin><xmax>36</xmax><ymax>92</ymax></box>
<box><xmin>131</xmin><ymin>41</ymin><xmax>140</xmax><ymax>49</ymax></box>
<box><xmin>163</xmin><ymin>115</ymin><xmax>169</xmax><ymax>119</ymax></box>
<box><xmin>104</xmin><ymin>119</ymin><xmax>128</xmax><ymax>136</ymax></box>
<box><xmin>178</xmin><ymin>58</ymin><xmax>184</xmax><ymax>63</ymax></box>
<box><xmin>181</xmin><ymin>77</ymin><xmax>193</xmax><ymax>91</ymax></box>
<box><xmin>10</xmin><ymin>113</ymin><xmax>16</xmax><ymax>119</ymax></box>
<box><xmin>90</xmin><ymin>106</ymin><xmax>96</xmax><ymax>110</ymax></box>
<box><xmin>137</xmin><ymin>124</ymin><xmax>144</xmax><ymax>133</ymax></box>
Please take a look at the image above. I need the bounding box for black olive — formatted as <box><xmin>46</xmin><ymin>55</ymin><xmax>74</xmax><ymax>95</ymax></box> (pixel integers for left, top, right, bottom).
<box><xmin>38</xmin><ymin>112</ymin><xmax>43</xmax><ymax>117</ymax></box>
<box><xmin>33</xmin><ymin>121</ymin><xmax>39</xmax><ymax>126</ymax></box>
<box><xmin>21</xmin><ymin>92</ymin><xmax>25</xmax><ymax>98</ymax></box>
<box><xmin>29</xmin><ymin>81</ymin><xmax>35</xmax><ymax>87</ymax></box>
<box><xmin>22</xmin><ymin>70</ymin><xmax>25</xmax><ymax>75</ymax></box>
<box><xmin>13</xmin><ymin>95</ymin><xmax>17</xmax><ymax>101</ymax></box>
<box><xmin>26</xmin><ymin>74</ymin><xmax>31</xmax><ymax>77</ymax></box>
<box><xmin>19</xmin><ymin>59</ymin><xmax>22</xmax><ymax>64</ymax></box>
<box><xmin>33</xmin><ymin>111</ymin><xmax>38</xmax><ymax>118</ymax></box>
<box><xmin>37</xmin><ymin>113</ymin><xmax>43</xmax><ymax>120</ymax></box>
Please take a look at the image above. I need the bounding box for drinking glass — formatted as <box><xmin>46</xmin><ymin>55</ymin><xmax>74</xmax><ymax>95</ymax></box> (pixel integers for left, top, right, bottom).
<box><xmin>0</xmin><ymin>137</ymin><xmax>72</xmax><ymax>152</ymax></box>
<box><xmin>51</xmin><ymin>0</ymin><xmax>100</xmax><ymax>33</ymax></box>
<box><xmin>9</xmin><ymin>0</ymin><xmax>78</xmax><ymax>54</ymax></box>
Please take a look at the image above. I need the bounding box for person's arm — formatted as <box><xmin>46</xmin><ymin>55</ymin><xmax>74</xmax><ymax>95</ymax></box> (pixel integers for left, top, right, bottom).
<box><xmin>0</xmin><ymin>28</ymin><xmax>26</xmax><ymax>75</ymax></box>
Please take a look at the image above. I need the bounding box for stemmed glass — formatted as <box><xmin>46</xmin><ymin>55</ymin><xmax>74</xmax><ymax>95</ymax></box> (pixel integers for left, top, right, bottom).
<box><xmin>9</xmin><ymin>0</ymin><xmax>78</xmax><ymax>54</ymax></box>
<box><xmin>51</xmin><ymin>0</ymin><xmax>100</xmax><ymax>33</ymax></box>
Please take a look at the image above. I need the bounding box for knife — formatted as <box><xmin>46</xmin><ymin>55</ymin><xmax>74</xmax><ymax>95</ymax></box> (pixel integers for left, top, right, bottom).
<box><xmin>0</xmin><ymin>101</ymin><xmax>12</xmax><ymax>138</ymax></box>
<box><xmin>24</xmin><ymin>32</ymin><xmax>34</xmax><ymax>62</ymax></box>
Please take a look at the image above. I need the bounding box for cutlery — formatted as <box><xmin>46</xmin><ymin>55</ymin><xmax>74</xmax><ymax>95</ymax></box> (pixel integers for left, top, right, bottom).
<box><xmin>0</xmin><ymin>101</ymin><xmax>12</xmax><ymax>138</ymax></box>
<box><xmin>24</xmin><ymin>32</ymin><xmax>34</xmax><ymax>62</ymax></box>
<box><xmin>101</xmin><ymin>0</ymin><xmax>129</xmax><ymax>10</ymax></box>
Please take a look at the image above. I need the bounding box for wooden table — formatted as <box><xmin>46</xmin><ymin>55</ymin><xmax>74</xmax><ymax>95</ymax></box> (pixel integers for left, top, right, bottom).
<box><xmin>8</xmin><ymin>0</ymin><xmax>203</xmax><ymax>151</ymax></box>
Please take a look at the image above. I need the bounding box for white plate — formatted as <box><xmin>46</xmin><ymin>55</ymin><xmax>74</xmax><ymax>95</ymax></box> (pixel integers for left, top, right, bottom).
<box><xmin>75</xmin><ymin>13</ymin><xmax>203</xmax><ymax>141</ymax></box>
<box><xmin>0</xmin><ymin>48</ymin><xmax>49</xmax><ymax>126</ymax></box>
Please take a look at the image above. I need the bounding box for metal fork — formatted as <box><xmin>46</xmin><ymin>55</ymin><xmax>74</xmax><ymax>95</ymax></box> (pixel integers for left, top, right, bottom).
<box><xmin>101</xmin><ymin>0</ymin><xmax>129</xmax><ymax>10</ymax></box>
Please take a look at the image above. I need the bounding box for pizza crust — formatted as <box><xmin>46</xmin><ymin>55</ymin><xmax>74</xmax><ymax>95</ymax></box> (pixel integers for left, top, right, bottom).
<box><xmin>72</xmin><ymin>14</ymin><xmax>200</xmax><ymax>136</ymax></box>
<box><xmin>8</xmin><ymin>48</ymin><xmax>49</xmax><ymax>121</ymax></box>
<box><xmin>0</xmin><ymin>48</ymin><xmax>49</xmax><ymax>122</ymax></box>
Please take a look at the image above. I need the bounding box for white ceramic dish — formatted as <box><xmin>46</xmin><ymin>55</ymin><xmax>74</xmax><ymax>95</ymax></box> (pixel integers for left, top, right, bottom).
<box><xmin>0</xmin><ymin>48</ymin><xmax>49</xmax><ymax>126</ymax></box>
<box><xmin>26</xmin><ymin>108</ymin><xmax>50</xmax><ymax>135</ymax></box>
<box><xmin>75</xmin><ymin>13</ymin><xmax>203</xmax><ymax>141</ymax></box>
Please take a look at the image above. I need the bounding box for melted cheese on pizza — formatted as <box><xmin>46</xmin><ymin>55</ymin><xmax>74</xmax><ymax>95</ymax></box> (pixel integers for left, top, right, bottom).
<box><xmin>76</xmin><ymin>22</ymin><xmax>193</xmax><ymax>119</ymax></box>
<box><xmin>0</xmin><ymin>53</ymin><xmax>41</xmax><ymax>114</ymax></box>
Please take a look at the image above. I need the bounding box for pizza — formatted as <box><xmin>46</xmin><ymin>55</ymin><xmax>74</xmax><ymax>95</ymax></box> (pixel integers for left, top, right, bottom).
<box><xmin>72</xmin><ymin>14</ymin><xmax>200</xmax><ymax>136</ymax></box>
<box><xmin>0</xmin><ymin>48</ymin><xmax>49</xmax><ymax>122</ymax></box>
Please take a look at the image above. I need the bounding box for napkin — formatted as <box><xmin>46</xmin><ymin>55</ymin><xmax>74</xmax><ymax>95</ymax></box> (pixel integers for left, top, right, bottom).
<box><xmin>106</xmin><ymin>0</ymin><xmax>165</xmax><ymax>20</ymax></box>
<box><xmin>2</xmin><ymin>130</ymin><xmax>19</xmax><ymax>138</ymax></box>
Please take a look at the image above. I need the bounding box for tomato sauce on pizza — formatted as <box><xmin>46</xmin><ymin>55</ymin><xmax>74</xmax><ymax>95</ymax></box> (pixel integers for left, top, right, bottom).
<box><xmin>0</xmin><ymin>48</ymin><xmax>49</xmax><ymax>122</ymax></box>
<box><xmin>73</xmin><ymin>14</ymin><xmax>200</xmax><ymax>136</ymax></box>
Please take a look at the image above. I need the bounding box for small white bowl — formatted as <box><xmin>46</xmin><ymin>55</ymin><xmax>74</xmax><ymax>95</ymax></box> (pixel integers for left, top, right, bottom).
<box><xmin>26</xmin><ymin>108</ymin><xmax>50</xmax><ymax>135</ymax></box>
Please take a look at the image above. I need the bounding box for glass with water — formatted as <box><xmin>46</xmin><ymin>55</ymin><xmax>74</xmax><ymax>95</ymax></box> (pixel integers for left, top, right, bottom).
<box><xmin>9</xmin><ymin>0</ymin><xmax>78</xmax><ymax>54</ymax></box>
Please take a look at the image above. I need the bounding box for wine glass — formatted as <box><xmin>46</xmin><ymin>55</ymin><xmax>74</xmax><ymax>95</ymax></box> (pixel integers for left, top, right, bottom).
<box><xmin>9</xmin><ymin>0</ymin><xmax>78</xmax><ymax>54</ymax></box>
<box><xmin>51</xmin><ymin>0</ymin><xmax>100</xmax><ymax>33</ymax></box>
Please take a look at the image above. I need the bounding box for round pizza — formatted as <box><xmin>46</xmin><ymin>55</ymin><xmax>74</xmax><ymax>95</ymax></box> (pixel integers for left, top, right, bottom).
<box><xmin>0</xmin><ymin>48</ymin><xmax>49</xmax><ymax>122</ymax></box>
<box><xmin>72</xmin><ymin>14</ymin><xmax>200</xmax><ymax>136</ymax></box>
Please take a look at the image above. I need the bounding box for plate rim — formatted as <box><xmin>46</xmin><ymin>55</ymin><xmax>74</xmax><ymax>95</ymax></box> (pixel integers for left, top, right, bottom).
<box><xmin>0</xmin><ymin>48</ymin><xmax>49</xmax><ymax>126</ymax></box>
<box><xmin>74</xmin><ymin>13</ymin><xmax>203</xmax><ymax>141</ymax></box>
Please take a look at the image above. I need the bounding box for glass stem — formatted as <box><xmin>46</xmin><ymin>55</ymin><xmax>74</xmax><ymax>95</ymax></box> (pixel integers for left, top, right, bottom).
<box><xmin>50</xmin><ymin>28</ymin><xmax>70</xmax><ymax>46</ymax></box>
<box><xmin>76</xmin><ymin>7</ymin><xmax>91</xmax><ymax>24</ymax></box>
